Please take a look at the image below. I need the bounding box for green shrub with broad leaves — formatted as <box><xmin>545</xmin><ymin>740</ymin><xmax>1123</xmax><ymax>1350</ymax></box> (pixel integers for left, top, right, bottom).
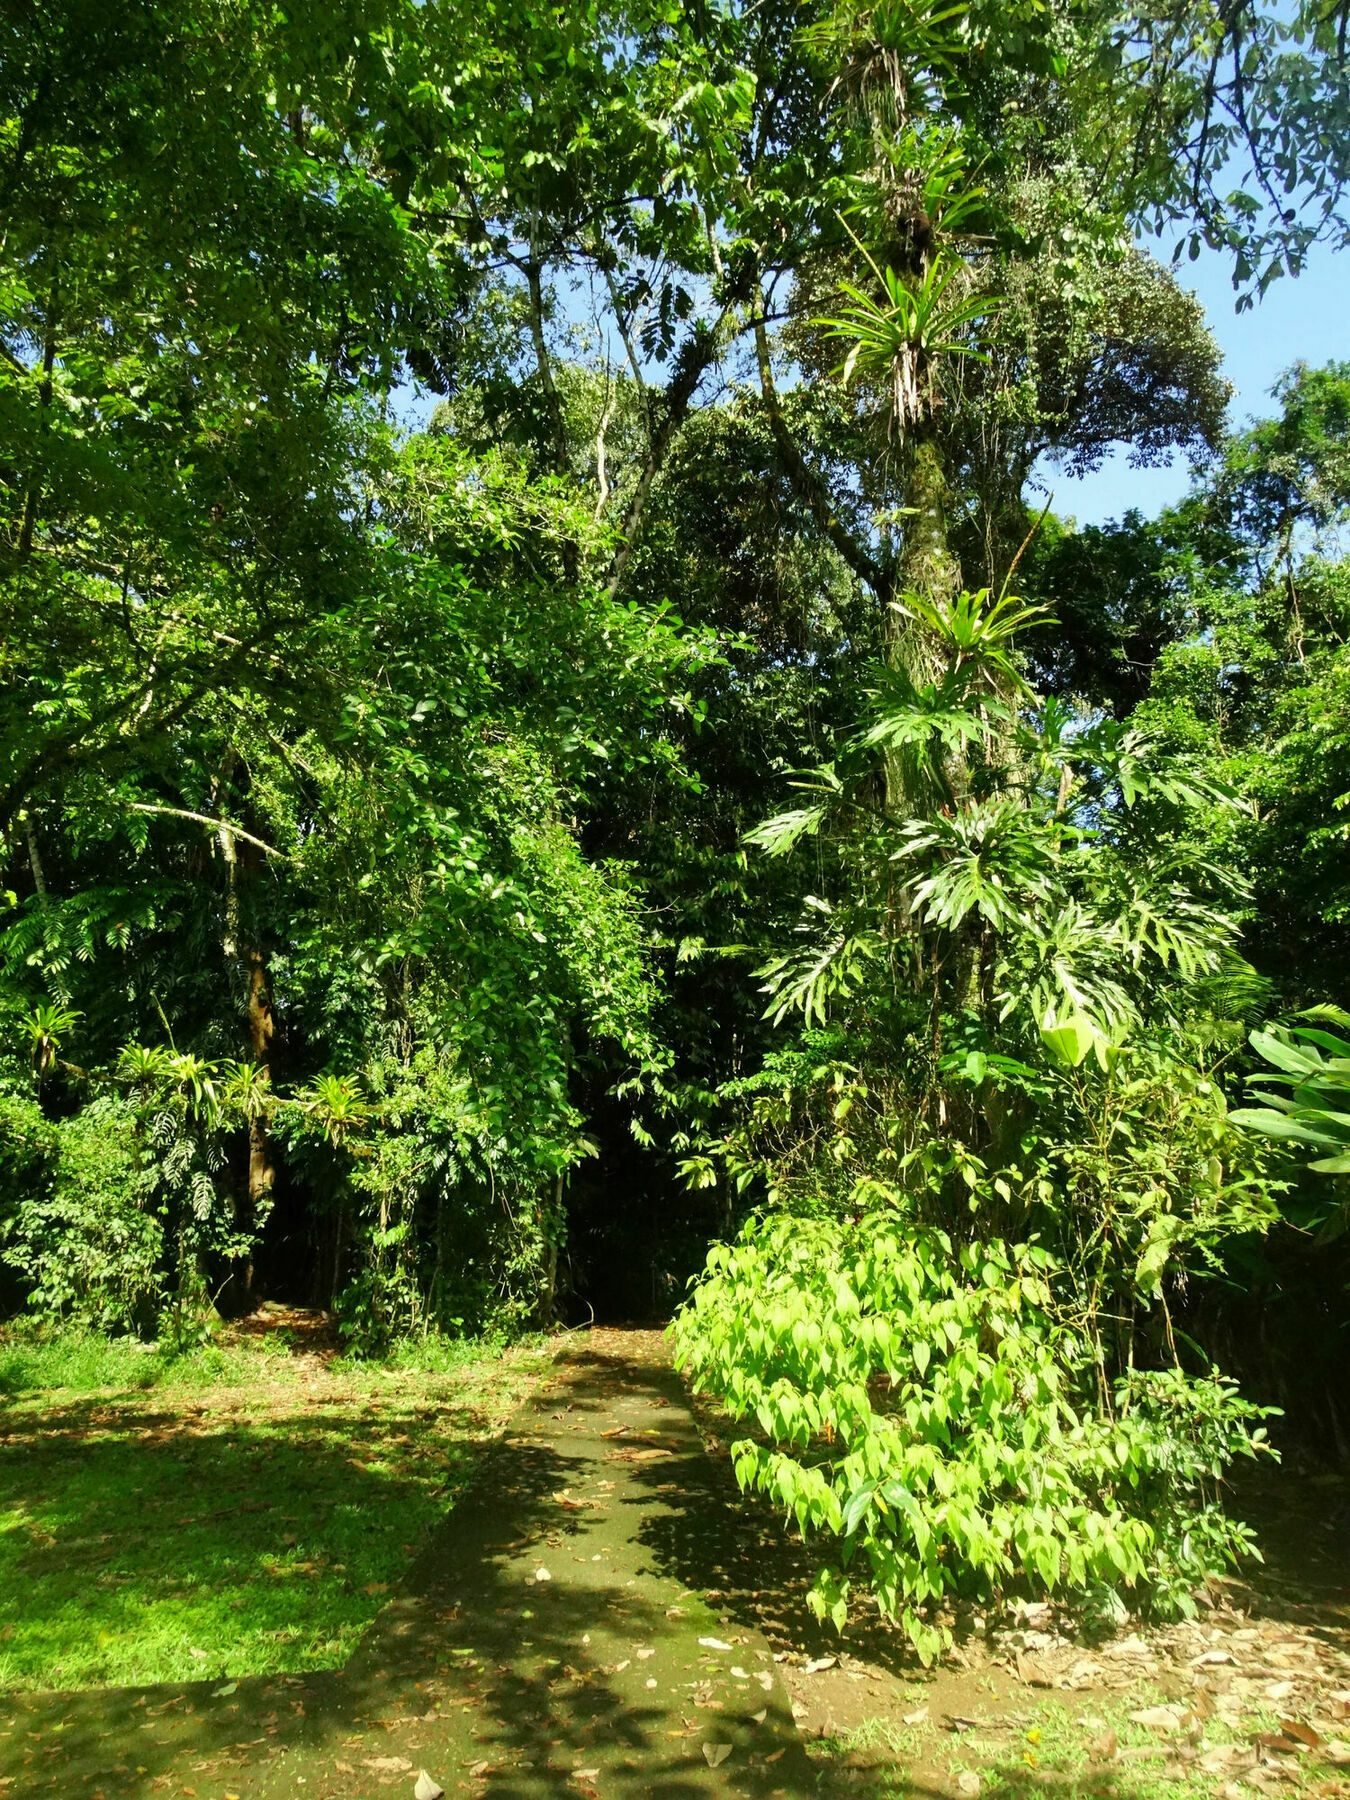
<box><xmin>674</xmin><ymin>1214</ymin><xmax>1273</xmax><ymax>1663</ymax></box>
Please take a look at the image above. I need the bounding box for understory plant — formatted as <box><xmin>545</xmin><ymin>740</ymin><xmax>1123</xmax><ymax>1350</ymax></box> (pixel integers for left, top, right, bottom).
<box><xmin>675</xmin><ymin>1213</ymin><xmax>1273</xmax><ymax>1662</ymax></box>
<box><xmin>675</xmin><ymin>585</ymin><xmax>1282</xmax><ymax>1654</ymax></box>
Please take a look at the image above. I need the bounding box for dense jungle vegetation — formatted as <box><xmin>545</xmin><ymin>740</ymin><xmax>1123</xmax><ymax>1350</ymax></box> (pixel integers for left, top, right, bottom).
<box><xmin>5</xmin><ymin>0</ymin><xmax>1350</xmax><ymax>1658</ymax></box>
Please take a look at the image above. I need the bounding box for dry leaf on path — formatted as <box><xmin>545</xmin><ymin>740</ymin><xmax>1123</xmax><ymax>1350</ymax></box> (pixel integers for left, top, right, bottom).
<box><xmin>699</xmin><ymin>1637</ymin><xmax>732</xmax><ymax>1652</ymax></box>
<box><xmin>414</xmin><ymin>1774</ymin><xmax>445</xmax><ymax>1800</ymax></box>
<box><xmin>904</xmin><ymin>1707</ymin><xmax>930</xmax><ymax>1726</ymax></box>
<box><xmin>703</xmin><ymin>1742</ymin><xmax>732</xmax><ymax>1767</ymax></box>
<box><xmin>804</xmin><ymin>1656</ymin><xmax>837</xmax><ymax>1675</ymax></box>
<box><xmin>364</xmin><ymin>1756</ymin><xmax>413</xmax><ymax>1773</ymax></box>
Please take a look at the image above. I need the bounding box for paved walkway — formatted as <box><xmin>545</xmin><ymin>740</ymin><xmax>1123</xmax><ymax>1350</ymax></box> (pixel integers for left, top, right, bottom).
<box><xmin>2</xmin><ymin>1337</ymin><xmax>816</xmax><ymax>1799</ymax></box>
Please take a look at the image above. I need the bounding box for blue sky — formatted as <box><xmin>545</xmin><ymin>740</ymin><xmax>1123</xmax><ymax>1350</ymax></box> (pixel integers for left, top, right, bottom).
<box><xmin>1043</xmin><ymin>239</ymin><xmax>1348</xmax><ymax>527</ymax></box>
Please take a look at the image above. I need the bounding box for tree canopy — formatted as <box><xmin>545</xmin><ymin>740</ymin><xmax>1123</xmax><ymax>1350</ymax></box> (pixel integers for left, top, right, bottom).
<box><xmin>5</xmin><ymin>0</ymin><xmax>1350</xmax><ymax>1647</ymax></box>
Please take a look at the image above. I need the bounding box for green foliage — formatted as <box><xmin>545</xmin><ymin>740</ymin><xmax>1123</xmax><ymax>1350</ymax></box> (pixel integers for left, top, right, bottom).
<box><xmin>676</xmin><ymin>1215</ymin><xmax>1272</xmax><ymax>1661</ymax></box>
<box><xmin>0</xmin><ymin>1092</ymin><xmax>161</xmax><ymax>1330</ymax></box>
<box><xmin>819</xmin><ymin>249</ymin><xmax>1001</xmax><ymax>431</ymax></box>
<box><xmin>1233</xmin><ymin>1008</ymin><xmax>1350</xmax><ymax>1177</ymax></box>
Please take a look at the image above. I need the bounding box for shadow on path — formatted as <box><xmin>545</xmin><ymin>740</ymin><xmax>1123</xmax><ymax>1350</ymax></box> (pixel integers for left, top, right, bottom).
<box><xmin>2</xmin><ymin>1342</ymin><xmax>817</xmax><ymax>1799</ymax></box>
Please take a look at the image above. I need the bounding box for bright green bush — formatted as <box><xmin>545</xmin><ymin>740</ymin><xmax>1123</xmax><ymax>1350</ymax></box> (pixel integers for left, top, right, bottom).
<box><xmin>674</xmin><ymin>1213</ymin><xmax>1273</xmax><ymax>1662</ymax></box>
<box><xmin>0</xmin><ymin>1093</ymin><xmax>162</xmax><ymax>1330</ymax></box>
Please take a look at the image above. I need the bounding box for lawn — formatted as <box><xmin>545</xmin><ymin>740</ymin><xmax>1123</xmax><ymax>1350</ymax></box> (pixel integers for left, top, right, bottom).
<box><xmin>0</xmin><ymin>1317</ymin><xmax>552</xmax><ymax>1693</ymax></box>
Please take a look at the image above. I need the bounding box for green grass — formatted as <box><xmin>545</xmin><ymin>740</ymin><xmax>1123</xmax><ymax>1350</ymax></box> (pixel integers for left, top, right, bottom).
<box><xmin>0</xmin><ymin>1325</ymin><xmax>552</xmax><ymax>1692</ymax></box>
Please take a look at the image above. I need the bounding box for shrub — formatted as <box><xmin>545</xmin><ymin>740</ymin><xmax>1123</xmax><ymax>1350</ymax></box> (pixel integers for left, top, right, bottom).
<box><xmin>674</xmin><ymin>1213</ymin><xmax>1274</xmax><ymax>1662</ymax></box>
<box><xmin>0</xmin><ymin>1094</ymin><xmax>161</xmax><ymax>1330</ymax></box>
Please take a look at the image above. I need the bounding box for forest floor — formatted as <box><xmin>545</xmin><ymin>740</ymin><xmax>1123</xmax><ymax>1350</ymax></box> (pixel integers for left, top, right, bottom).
<box><xmin>1</xmin><ymin>1324</ymin><xmax>1348</xmax><ymax>1800</ymax></box>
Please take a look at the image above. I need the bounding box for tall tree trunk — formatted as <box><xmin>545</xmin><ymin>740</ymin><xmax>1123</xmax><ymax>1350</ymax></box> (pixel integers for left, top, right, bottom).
<box><xmin>22</xmin><ymin>811</ymin><xmax>47</xmax><ymax>904</ymax></box>
<box><xmin>215</xmin><ymin>752</ymin><xmax>275</xmax><ymax>1315</ymax></box>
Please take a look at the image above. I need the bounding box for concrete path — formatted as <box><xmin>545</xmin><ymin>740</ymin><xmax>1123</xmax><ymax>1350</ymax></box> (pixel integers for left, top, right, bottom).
<box><xmin>1</xmin><ymin>1335</ymin><xmax>816</xmax><ymax>1799</ymax></box>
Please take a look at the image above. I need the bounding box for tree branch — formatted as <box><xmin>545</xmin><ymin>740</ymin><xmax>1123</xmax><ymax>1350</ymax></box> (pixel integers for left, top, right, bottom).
<box><xmin>126</xmin><ymin>803</ymin><xmax>292</xmax><ymax>860</ymax></box>
<box><xmin>750</xmin><ymin>300</ymin><xmax>889</xmax><ymax>597</ymax></box>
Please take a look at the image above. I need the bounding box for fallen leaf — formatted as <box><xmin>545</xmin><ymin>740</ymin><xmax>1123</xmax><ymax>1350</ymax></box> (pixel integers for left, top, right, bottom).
<box><xmin>1322</xmin><ymin>1741</ymin><xmax>1350</xmax><ymax>1765</ymax></box>
<box><xmin>752</xmin><ymin>1710</ymin><xmax>767</xmax><ymax>1725</ymax></box>
<box><xmin>1201</xmin><ymin>1746</ymin><xmax>1238</xmax><ymax>1772</ymax></box>
<box><xmin>1130</xmin><ymin>1706</ymin><xmax>1183</xmax><ymax>1733</ymax></box>
<box><xmin>756</xmin><ymin>1671</ymin><xmax>773</xmax><ymax>1692</ymax></box>
<box><xmin>903</xmin><ymin>1707</ymin><xmax>930</xmax><ymax>1726</ymax></box>
<box><xmin>532</xmin><ymin>1566</ymin><xmax>552</xmax><ymax>1583</ymax></box>
<box><xmin>1279</xmin><ymin>1720</ymin><xmax>1323</xmax><ymax>1751</ymax></box>
<box><xmin>414</xmin><ymin>1774</ymin><xmax>445</xmax><ymax>1800</ymax></box>
<box><xmin>1193</xmin><ymin>1649</ymin><xmax>1235</xmax><ymax>1667</ymax></box>
<box><xmin>211</xmin><ymin>1683</ymin><xmax>237</xmax><ymax>1698</ymax></box>
<box><xmin>1255</xmin><ymin>1734</ymin><xmax>1306</xmax><ymax>1755</ymax></box>
<box><xmin>1016</xmin><ymin>1654</ymin><xmax>1054</xmax><ymax>1689</ymax></box>
<box><xmin>571</xmin><ymin>1768</ymin><xmax>600</xmax><ymax>1783</ymax></box>
<box><xmin>804</xmin><ymin>1656</ymin><xmax>837</xmax><ymax>1675</ymax></box>
<box><xmin>703</xmin><ymin>1743</ymin><xmax>732</xmax><ymax>1768</ymax></box>
<box><xmin>1090</xmin><ymin>1730</ymin><xmax>1119</xmax><ymax>1763</ymax></box>
<box><xmin>731</xmin><ymin>1666</ymin><xmax>750</xmax><ymax>1679</ymax></box>
<box><xmin>956</xmin><ymin>1771</ymin><xmax>981</xmax><ymax>1796</ymax></box>
<box><xmin>699</xmin><ymin>1638</ymin><xmax>732</xmax><ymax>1652</ymax></box>
<box><xmin>364</xmin><ymin>1757</ymin><xmax>413</xmax><ymax>1774</ymax></box>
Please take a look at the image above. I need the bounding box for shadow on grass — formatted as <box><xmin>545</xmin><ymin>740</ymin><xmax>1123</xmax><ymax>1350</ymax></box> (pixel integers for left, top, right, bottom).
<box><xmin>2</xmin><ymin>1349</ymin><xmax>815</xmax><ymax>1797</ymax></box>
<box><xmin>0</xmin><ymin>1387</ymin><xmax>495</xmax><ymax>1692</ymax></box>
